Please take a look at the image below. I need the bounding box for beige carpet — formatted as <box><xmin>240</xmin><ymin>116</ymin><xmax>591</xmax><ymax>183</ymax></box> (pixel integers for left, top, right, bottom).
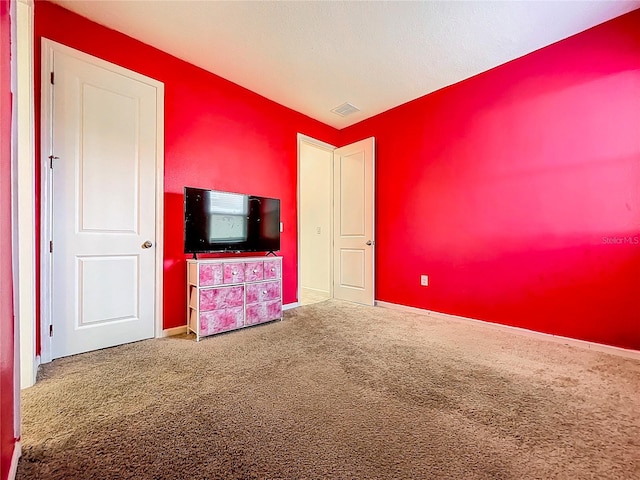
<box><xmin>17</xmin><ymin>300</ymin><xmax>640</xmax><ymax>479</ymax></box>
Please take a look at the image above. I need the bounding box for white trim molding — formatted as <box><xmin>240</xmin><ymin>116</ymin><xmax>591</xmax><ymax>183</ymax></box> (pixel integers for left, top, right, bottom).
<box><xmin>301</xmin><ymin>286</ymin><xmax>330</xmax><ymax>295</ymax></box>
<box><xmin>16</xmin><ymin>0</ymin><xmax>36</xmax><ymax>389</ymax></box>
<box><xmin>39</xmin><ymin>38</ymin><xmax>54</xmax><ymax>364</ymax></box>
<box><xmin>161</xmin><ymin>326</ymin><xmax>187</xmax><ymax>337</ymax></box>
<box><xmin>376</xmin><ymin>301</ymin><xmax>640</xmax><ymax>361</ymax></box>
<box><xmin>9</xmin><ymin>441</ymin><xmax>21</xmax><ymax>480</ymax></box>
<box><xmin>283</xmin><ymin>302</ymin><xmax>300</xmax><ymax>311</ymax></box>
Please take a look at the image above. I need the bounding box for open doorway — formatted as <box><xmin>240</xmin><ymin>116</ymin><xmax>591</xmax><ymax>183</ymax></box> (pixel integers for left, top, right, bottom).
<box><xmin>297</xmin><ymin>134</ymin><xmax>376</xmax><ymax>307</ymax></box>
<box><xmin>297</xmin><ymin>135</ymin><xmax>334</xmax><ymax>305</ymax></box>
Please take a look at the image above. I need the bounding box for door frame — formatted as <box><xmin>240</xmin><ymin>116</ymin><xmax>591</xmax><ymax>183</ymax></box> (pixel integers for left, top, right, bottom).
<box><xmin>296</xmin><ymin>134</ymin><xmax>336</xmax><ymax>305</ymax></box>
<box><xmin>15</xmin><ymin>0</ymin><xmax>36</xmax><ymax>390</ymax></box>
<box><xmin>39</xmin><ymin>39</ymin><xmax>165</xmax><ymax>363</ymax></box>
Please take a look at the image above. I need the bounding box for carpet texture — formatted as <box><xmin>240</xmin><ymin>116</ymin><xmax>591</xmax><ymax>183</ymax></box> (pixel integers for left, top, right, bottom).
<box><xmin>17</xmin><ymin>300</ymin><xmax>640</xmax><ymax>479</ymax></box>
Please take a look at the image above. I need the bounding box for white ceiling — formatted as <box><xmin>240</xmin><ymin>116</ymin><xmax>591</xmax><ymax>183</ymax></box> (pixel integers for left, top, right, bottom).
<box><xmin>51</xmin><ymin>1</ymin><xmax>640</xmax><ymax>129</ymax></box>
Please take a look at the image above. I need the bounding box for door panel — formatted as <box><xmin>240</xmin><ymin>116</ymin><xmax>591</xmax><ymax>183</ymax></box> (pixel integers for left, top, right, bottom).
<box><xmin>333</xmin><ymin>138</ymin><xmax>375</xmax><ymax>305</ymax></box>
<box><xmin>339</xmin><ymin>249</ymin><xmax>366</xmax><ymax>288</ymax></box>
<box><xmin>78</xmin><ymin>255</ymin><xmax>138</xmax><ymax>325</ymax></box>
<box><xmin>80</xmin><ymin>84</ymin><xmax>139</xmax><ymax>232</ymax></box>
<box><xmin>339</xmin><ymin>152</ymin><xmax>366</xmax><ymax>235</ymax></box>
<box><xmin>51</xmin><ymin>46</ymin><xmax>159</xmax><ymax>359</ymax></box>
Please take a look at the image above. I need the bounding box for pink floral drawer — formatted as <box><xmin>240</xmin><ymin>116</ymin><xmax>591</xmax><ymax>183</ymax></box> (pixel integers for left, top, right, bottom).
<box><xmin>200</xmin><ymin>307</ymin><xmax>244</xmax><ymax>335</ymax></box>
<box><xmin>223</xmin><ymin>263</ymin><xmax>245</xmax><ymax>284</ymax></box>
<box><xmin>200</xmin><ymin>285</ymin><xmax>244</xmax><ymax>311</ymax></box>
<box><xmin>246</xmin><ymin>300</ymin><xmax>282</xmax><ymax>326</ymax></box>
<box><xmin>199</xmin><ymin>263</ymin><xmax>223</xmax><ymax>286</ymax></box>
<box><xmin>263</xmin><ymin>259</ymin><xmax>281</xmax><ymax>279</ymax></box>
<box><xmin>244</xmin><ymin>262</ymin><xmax>264</xmax><ymax>282</ymax></box>
<box><xmin>245</xmin><ymin>281</ymin><xmax>280</xmax><ymax>304</ymax></box>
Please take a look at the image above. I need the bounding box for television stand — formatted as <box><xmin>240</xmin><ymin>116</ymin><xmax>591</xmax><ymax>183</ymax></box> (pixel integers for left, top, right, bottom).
<box><xmin>265</xmin><ymin>251</ymin><xmax>278</xmax><ymax>257</ymax></box>
<box><xmin>186</xmin><ymin>256</ymin><xmax>283</xmax><ymax>340</ymax></box>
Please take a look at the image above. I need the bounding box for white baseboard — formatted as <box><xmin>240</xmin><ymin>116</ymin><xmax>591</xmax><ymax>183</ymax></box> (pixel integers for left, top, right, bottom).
<box><xmin>34</xmin><ymin>354</ymin><xmax>40</xmax><ymax>379</ymax></box>
<box><xmin>301</xmin><ymin>287</ymin><xmax>330</xmax><ymax>295</ymax></box>
<box><xmin>375</xmin><ymin>300</ymin><xmax>640</xmax><ymax>361</ymax></box>
<box><xmin>21</xmin><ymin>355</ymin><xmax>40</xmax><ymax>390</ymax></box>
<box><xmin>283</xmin><ymin>302</ymin><xmax>300</xmax><ymax>311</ymax></box>
<box><xmin>161</xmin><ymin>326</ymin><xmax>187</xmax><ymax>337</ymax></box>
<box><xmin>9</xmin><ymin>441</ymin><xmax>21</xmax><ymax>480</ymax></box>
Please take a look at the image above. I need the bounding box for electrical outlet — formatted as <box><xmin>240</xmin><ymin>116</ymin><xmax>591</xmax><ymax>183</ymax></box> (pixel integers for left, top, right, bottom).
<box><xmin>420</xmin><ymin>275</ymin><xmax>429</xmax><ymax>286</ymax></box>
<box><xmin>316</xmin><ymin>226</ymin><xmax>321</xmax><ymax>234</ymax></box>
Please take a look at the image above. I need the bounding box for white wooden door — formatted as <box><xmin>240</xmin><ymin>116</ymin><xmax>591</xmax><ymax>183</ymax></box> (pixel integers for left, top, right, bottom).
<box><xmin>333</xmin><ymin>137</ymin><xmax>375</xmax><ymax>305</ymax></box>
<box><xmin>49</xmin><ymin>44</ymin><xmax>160</xmax><ymax>359</ymax></box>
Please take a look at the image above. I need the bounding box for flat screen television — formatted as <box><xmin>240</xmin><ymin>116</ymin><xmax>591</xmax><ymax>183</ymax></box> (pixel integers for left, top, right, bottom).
<box><xmin>184</xmin><ymin>187</ymin><xmax>280</xmax><ymax>254</ymax></box>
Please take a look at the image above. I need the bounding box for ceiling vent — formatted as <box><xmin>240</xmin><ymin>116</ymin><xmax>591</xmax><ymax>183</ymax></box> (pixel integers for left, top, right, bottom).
<box><xmin>331</xmin><ymin>102</ymin><xmax>360</xmax><ymax>117</ymax></box>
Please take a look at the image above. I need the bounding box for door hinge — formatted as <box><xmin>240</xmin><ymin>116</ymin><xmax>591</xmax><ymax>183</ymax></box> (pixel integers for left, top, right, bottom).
<box><xmin>49</xmin><ymin>240</ymin><xmax>53</xmax><ymax>253</ymax></box>
<box><xmin>49</xmin><ymin>324</ymin><xmax>53</xmax><ymax>337</ymax></box>
<box><xmin>50</xmin><ymin>71</ymin><xmax>54</xmax><ymax>84</ymax></box>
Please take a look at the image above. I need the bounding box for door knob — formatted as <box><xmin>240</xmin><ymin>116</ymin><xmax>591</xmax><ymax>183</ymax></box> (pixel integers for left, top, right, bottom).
<box><xmin>366</xmin><ymin>240</ymin><xmax>373</xmax><ymax>246</ymax></box>
<box><xmin>142</xmin><ymin>240</ymin><xmax>153</xmax><ymax>249</ymax></box>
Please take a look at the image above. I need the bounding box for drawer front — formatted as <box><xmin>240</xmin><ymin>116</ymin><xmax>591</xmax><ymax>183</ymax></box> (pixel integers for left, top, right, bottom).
<box><xmin>200</xmin><ymin>307</ymin><xmax>244</xmax><ymax>336</ymax></box>
<box><xmin>199</xmin><ymin>263</ymin><xmax>223</xmax><ymax>287</ymax></box>
<box><xmin>245</xmin><ymin>281</ymin><xmax>281</xmax><ymax>304</ymax></box>
<box><xmin>263</xmin><ymin>259</ymin><xmax>281</xmax><ymax>280</ymax></box>
<box><xmin>245</xmin><ymin>300</ymin><xmax>282</xmax><ymax>326</ymax></box>
<box><xmin>223</xmin><ymin>263</ymin><xmax>245</xmax><ymax>284</ymax></box>
<box><xmin>200</xmin><ymin>285</ymin><xmax>244</xmax><ymax>311</ymax></box>
<box><xmin>244</xmin><ymin>262</ymin><xmax>264</xmax><ymax>282</ymax></box>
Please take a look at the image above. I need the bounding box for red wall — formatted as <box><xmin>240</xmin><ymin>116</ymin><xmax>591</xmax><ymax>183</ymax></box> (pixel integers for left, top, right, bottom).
<box><xmin>34</xmin><ymin>2</ymin><xmax>640</xmax><ymax>350</ymax></box>
<box><xmin>34</xmin><ymin>1</ymin><xmax>339</xmax><ymax>335</ymax></box>
<box><xmin>340</xmin><ymin>9</ymin><xmax>640</xmax><ymax>350</ymax></box>
<box><xmin>0</xmin><ymin>0</ymin><xmax>16</xmax><ymax>477</ymax></box>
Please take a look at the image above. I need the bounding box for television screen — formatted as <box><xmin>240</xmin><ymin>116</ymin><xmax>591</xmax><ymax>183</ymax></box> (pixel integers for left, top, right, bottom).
<box><xmin>184</xmin><ymin>187</ymin><xmax>280</xmax><ymax>254</ymax></box>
